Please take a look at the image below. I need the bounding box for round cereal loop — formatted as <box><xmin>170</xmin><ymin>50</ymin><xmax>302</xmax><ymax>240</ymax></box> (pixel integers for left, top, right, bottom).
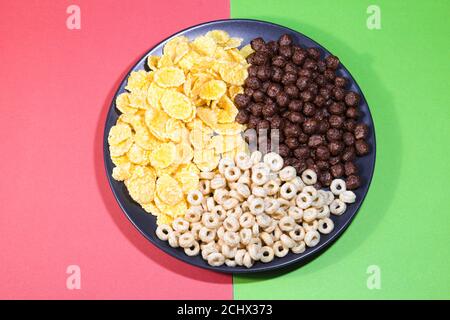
<box><xmin>185</xmin><ymin>209</ymin><xmax>201</xmax><ymax>223</ymax></box>
<box><xmin>252</xmin><ymin>185</ymin><xmax>267</xmax><ymax>198</ymax></box>
<box><xmin>239</xmin><ymin>228</ymin><xmax>252</xmax><ymax>245</ymax></box>
<box><xmin>260</xmin><ymin>246</ymin><xmax>275</xmax><ymax>263</ymax></box>
<box><xmin>211</xmin><ymin>176</ymin><xmax>226</xmax><ymax>189</ymax></box>
<box><xmin>311</xmin><ymin>193</ymin><xmax>325</xmax><ymax>208</ymax></box>
<box><xmin>179</xmin><ymin>232</ymin><xmax>195</xmax><ymax>248</ymax></box>
<box><xmin>303</xmin><ymin>220</ymin><xmax>319</xmax><ymax>232</ymax></box>
<box><xmin>235</xmin><ymin>183</ymin><xmax>251</xmax><ymax>199</ymax></box>
<box><xmin>199</xmin><ymin>171</ymin><xmax>215</xmax><ymax>180</ymax></box>
<box><xmin>187</xmin><ymin>190</ymin><xmax>203</xmax><ymax>206</ymax></box>
<box><xmin>263</xmin><ymin>219</ymin><xmax>277</xmax><ymax>233</ymax></box>
<box><xmin>303</xmin><ymin>207</ymin><xmax>318</xmax><ymax>223</ymax></box>
<box><xmin>273</xmin><ymin>241</ymin><xmax>289</xmax><ymax>257</ymax></box>
<box><xmin>172</xmin><ymin>218</ymin><xmax>189</xmax><ymax>232</ymax></box>
<box><xmin>302</xmin><ymin>186</ymin><xmax>318</xmax><ymax>199</ymax></box>
<box><xmin>202</xmin><ymin>212</ymin><xmax>220</xmax><ymax>229</ymax></box>
<box><xmin>279</xmin><ymin>166</ymin><xmax>297</xmax><ymax>181</ymax></box>
<box><xmin>218</xmin><ymin>157</ymin><xmax>235</xmax><ymax>175</ymax></box>
<box><xmin>279</xmin><ymin>216</ymin><xmax>296</xmax><ymax>232</ymax></box>
<box><xmin>243</xmin><ymin>252</ymin><xmax>253</xmax><ymax>268</ymax></box>
<box><xmin>156</xmin><ymin>224</ymin><xmax>172</xmax><ymax>241</ymax></box>
<box><xmin>201</xmin><ymin>244</ymin><xmax>217</xmax><ymax>260</ymax></box>
<box><xmin>304</xmin><ymin>230</ymin><xmax>321</xmax><ymax>247</ymax></box>
<box><xmin>301</xmin><ymin>169</ymin><xmax>317</xmax><ymax>185</ymax></box>
<box><xmin>318</xmin><ymin>218</ymin><xmax>334</xmax><ymax>234</ymax></box>
<box><xmin>289</xmin><ymin>225</ymin><xmax>306</xmax><ymax>242</ymax></box>
<box><xmin>235</xmin><ymin>152</ymin><xmax>252</xmax><ymax>170</ymax></box>
<box><xmin>330</xmin><ymin>199</ymin><xmax>347</xmax><ymax>216</ymax></box>
<box><xmin>290</xmin><ymin>176</ymin><xmax>305</xmax><ymax>192</ymax></box>
<box><xmin>212</xmin><ymin>205</ymin><xmax>227</xmax><ymax>221</ymax></box>
<box><xmin>248</xmin><ymin>237</ymin><xmax>262</xmax><ymax>248</ymax></box>
<box><xmin>199</xmin><ymin>227</ymin><xmax>216</xmax><ymax>243</ymax></box>
<box><xmin>316</xmin><ymin>205</ymin><xmax>330</xmax><ymax>219</ymax></box>
<box><xmin>225</xmin><ymin>259</ymin><xmax>237</xmax><ymax>267</ymax></box>
<box><xmin>340</xmin><ymin>190</ymin><xmax>356</xmax><ymax>203</ymax></box>
<box><xmin>264</xmin><ymin>197</ymin><xmax>280</xmax><ymax>214</ymax></box>
<box><xmin>279</xmin><ymin>182</ymin><xmax>298</xmax><ymax>200</ymax></box>
<box><xmin>223</xmin><ymin>231</ymin><xmax>240</xmax><ymax>247</ymax></box>
<box><xmin>248</xmin><ymin>243</ymin><xmax>262</xmax><ymax>261</ymax></box>
<box><xmin>260</xmin><ymin>232</ymin><xmax>274</xmax><ymax>246</ymax></box>
<box><xmin>207</xmin><ymin>252</ymin><xmax>225</xmax><ymax>267</ymax></box>
<box><xmin>251</xmin><ymin>167</ymin><xmax>270</xmax><ymax>185</ymax></box>
<box><xmin>273</xmin><ymin>226</ymin><xmax>283</xmax><ymax>241</ymax></box>
<box><xmin>213</xmin><ymin>188</ymin><xmax>229</xmax><ymax>204</ymax></box>
<box><xmin>250</xmin><ymin>150</ymin><xmax>263</xmax><ymax>164</ymax></box>
<box><xmin>263</xmin><ymin>152</ymin><xmax>284</xmax><ymax>172</ymax></box>
<box><xmin>330</xmin><ymin>179</ymin><xmax>346</xmax><ymax>195</ymax></box>
<box><xmin>191</xmin><ymin>222</ymin><xmax>202</xmax><ymax>240</ymax></box>
<box><xmin>296</xmin><ymin>192</ymin><xmax>313</xmax><ymax>209</ymax></box>
<box><xmin>184</xmin><ymin>241</ymin><xmax>200</xmax><ymax>256</ymax></box>
<box><xmin>280</xmin><ymin>234</ymin><xmax>296</xmax><ymax>249</ymax></box>
<box><xmin>227</xmin><ymin>206</ymin><xmax>242</xmax><ymax>218</ymax></box>
<box><xmin>229</xmin><ymin>189</ymin><xmax>243</xmax><ymax>201</ymax></box>
<box><xmin>221</xmin><ymin>244</ymin><xmax>237</xmax><ymax>259</ymax></box>
<box><xmin>252</xmin><ymin>223</ymin><xmax>260</xmax><ymax>237</ymax></box>
<box><xmin>291</xmin><ymin>241</ymin><xmax>306</xmax><ymax>254</ymax></box>
<box><xmin>199</xmin><ymin>180</ymin><xmax>211</xmax><ymax>195</ymax></box>
<box><xmin>168</xmin><ymin>231</ymin><xmax>179</xmax><ymax>248</ymax></box>
<box><xmin>263</xmin><ymin>180</ymin><xmax>280</xmax><ymax>196</ymax></box>
<box><xmin>223</xmin><ymin>216</ymin><xmax>240</xmax><ymax>232</ymax></box>
<box><xmin>217</xmin><ymin>226</ymin><xmax>225</xmax><ymax>239</ymax></box>
<box><xmin>237</xmin><ymin>170</ymin><xmax>251</xmax><ymax>185</ymax></box>
<box><xmin>235</xmin><ymin>249</ymin><xmax>246</xmax><ymax>266</ymax></box>
<box><xmin>256</xmin><ymin>214</ymin><xmax>272</xmax><ymax>228</ymax></box>
<box><xmin>324</xmin><ymin>191</ymin><xmax>335</xmax><ymax>206</ymax></box>
<box><xmin>249</xmin><ymin>197</ymin><xmax>265</xmax><ymax>215</ymax></box>
<box><xmin>239</xmin><ymin>212</ymin><xmax>255</xmax><ymax>228</ymax></box>
<box><xmin>224</xmin><ymin>166</ymin><xmax>241</xmax><ymax>182</ymax></box>
<box><xmin>206</xmin><ymin>197</ymin><xmax>215</xmax><ymax>211</ymax></box>
<box><xmin>288</xmin><ymin>206</ymin><xmax>303</xmax><ymax>221</ymax></box>
<box><xmin>223</xmin><ymin>197</ymin><xmax>239</xmax><ymax>210</ymax></box>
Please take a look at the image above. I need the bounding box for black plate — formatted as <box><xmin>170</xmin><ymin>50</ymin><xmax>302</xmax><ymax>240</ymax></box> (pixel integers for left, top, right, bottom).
<box><xmin>103</xmin><ymin>19</ymin><xmax>376</xmax><ymax>273</ymax></box>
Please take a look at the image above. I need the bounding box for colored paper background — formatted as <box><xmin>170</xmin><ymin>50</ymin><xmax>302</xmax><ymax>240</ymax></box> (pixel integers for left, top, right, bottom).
<box><xmin>0</xmin><ymin>0</ymin><xmax>232</xmax><ymax>299</ymax></box>
<box><xmin>231</xmin><ymin>0</ymin><xmax>450</xmax><ymax>299</ymax></box>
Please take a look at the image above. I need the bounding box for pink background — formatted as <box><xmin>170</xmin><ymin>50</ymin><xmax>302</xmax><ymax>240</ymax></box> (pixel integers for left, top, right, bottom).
<box><xmin>0</xmin><ymin>0</ymin><xmax>232</xmax><ymax>299</ymax></box>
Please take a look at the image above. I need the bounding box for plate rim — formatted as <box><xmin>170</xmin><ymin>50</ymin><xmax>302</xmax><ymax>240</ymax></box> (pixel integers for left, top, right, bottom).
<box><xmin>102</xmin><ymin>18</ymin><xmax>377</xmax><ymax>274</ymax></box>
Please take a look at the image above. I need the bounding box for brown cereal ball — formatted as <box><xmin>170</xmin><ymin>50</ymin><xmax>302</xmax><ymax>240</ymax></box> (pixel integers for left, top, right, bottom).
<box><xmin>247</xmin><ymin>115</ymin><xmax>259</xmax><ymax>129</ymax></box>
<box><xmin>319</xmin><ymin>171</ymin><xmax>333</xmax><ymax>186</ymax></box>
<box><xmin>326</xmin><ymin>128</ymin><xmax>343</xmax><ymax>141</ymax></box>
<box><xmin>329</xmin><ymin>141</ymin><xmax>345</xmax><ymax>156</ymax></box>
<box><xmin>252</xmin><ymin>90</ymin><xmax>266</xmax><ymax>102</ymax></box>
<box><xmin>346</xmin><ymin>107</ymin><xmax>360</xmax><ymax>119</ymax></box>
<box><xmin>317</xmin><ymin>120</ymin><xmax>330</xmax><ymax>134</ymax></box>
<box><xmin>355</xmin><ymin>139</ymin><xmax>370</xmax><ymax>156</ymax></box>
<box><xmin>249</xmin><ymin>103</ymin><xmax>263</xmax><ymax>117</ymax></box>
<box><xmin>285</xmin><ymin>137</ymin><xmax>300</xmax><ymax>150</ymax></box>
<box><xmin>344</xmin><ymin>119</ymin><xmax>357</xmax><ymax>132</ymax></box>
<box><xmin>252</xmin><ymin>51</ymin><xmax>269</xmax><ymax>65</ymax></box>
<box><xmin>307</xmin><ymin>47</ymin><xmax>321</xmax><ymax>60</ymax></box>
<box><xmin>272</xmin><ymin>55</ymin><xmax>287</xmax><ymax>68</ymax></box>
<box><xmin>257</xmin><ymin>119</ymin><xmax>271</xmax><ymax>132</ymax></box>
<box><xmin>341</xmin><ymin>146</ymin><xmax>356</xmax><ymax>162</ymax></box>
<box><xmin>342</xmin><ymin>132</ymin><xmax>355</xmax><ymax>146</ymax></box>
<box><xmin>296</xmin><ymin>77</ymin><xmax>309</xmax><ymax>90</ymax></box>
<box><xmin>245</xmin><ymin>76</ymin><xmax>262</xmax><ymax>90</ymax></box>
<box><xmin>248</xmin><ymin>65</ymin><xmax>258</xmax><ymax>77</ymax></box>
<box><xmin>288</xmin><ymin>99</ymin><xmax>303</xmax><ymax>112</ymax></box>
<box><xmin>298</xmin><ymin>132</ymin><xmax>309</xmax><ymax>144</ymax></box>
<box><xmin>278</xmin><ymin>144</ymin><xmax>291</xmax><ymax>157</ymax></box>
<box><xmin>325</xmin><ymin>55</ymin><xmax>340</xmax><ymax>70</ymax></box>
<box><xmin>345</xmin><ymin>91</ymin><xmax>360</xmax><ymax>107</ymax></box>
<box><xmin>344</xmin><ymin>161</ymin><xmax>358</xmax><ymax>176</ymax></box>
<box><xmin>262</xmin><ymin>103</ymin><xmax>277</xmax><ymax>118</ymax></box>
<box><xmin>244</xmin><ymin>87</ymin><xmax>255</xmax><ymax>97</ymax></box>
<box><xmin>250</xmin><ymin>37</ymin><xmax>266</xmax><ymax>51</ymax></box>
<box><xmin>281</xmin><ymin>72</ymin><xmax>297</xmax><ymax>85</ymax></box>
<box><xmin>256</xmin><ymin>65</ymin><xmax>273</xmax><ymax>81</ymax></box>
<box><xmin>330</xmin><ymin>163</ymin><xmax>345</xmax><ymax>178</ymax></box>
<box><xmin>276</xmin><ymin>92</ymin><xmax>290</xmax><ymax>107</ymax></box>
<box><xmin>346</xmin><ymin>175</ymin><xmax>361</xmax><ymax>190</ymax></box>
<box><xmin>287</xmin><ymin>111</ymin><xmax>304</xmax><ymax>124</ymax></box>
<box><xmin>302</xmin><ymin>118</ymin><xmax>319</xmax><ymax>134</ymax></box>
<box><xmin>292</xmin><ymin>49</ymin><xmax>307</xmax><ymax>65</ymax></box>
<box><xmin>329</xmin><ymin>102</ymin><xmax>345</xmax><ymax>115</ymax></box>
<box><xmin>334</xmin><ymin>76</ymin><xmax>348</xmax><ymax>88</ymax></box>
<box><xmin>354</xmin><ymin>123</ymin><xmax>369</xmax><ymax>139</ymax></box>
<box><xmin>278</xmin><ymin>34</ymin><xmax>293</xmax><ymax>46</ymax></box>
<box><xmin>235</xmin><ymin>109</ymin><xmax>250</xmax><ymax>124</ymax></box>
<box><xmin>279</xmin><ymin>45</ymin><xmax>293</xmax><ymax>59</ymax></box>
<box><xmin>269</xmin><ymin>114</ymin><xmax>283</xmax><ymax>129</ymax></box>
<box><xmin>284</xmin><ymin>62</ymin><xmax>298</xmax><ymax>74</ymax></box>
<box><xmin>302</xmin><ymin>102</ymin><xmax>316</xmax><ymax>117</ymax></box>
<box><xmin>298</xmin><ymin>68</ymin><xmax>312</xmax><ymax>79</ymax></box>
<box><xmin>271</xmin><ymin>66</ymin><xmax>284</xmax><ymax>82</ymax></box>
<box><xmin>267</xmin><ymin>40</ymin><xmax>279</xmax><ymax>54</ymax></box>
<box><xmin>316</xmin><ymin>145</ymin><xmax>331</xmax><ymax>160</ymax></box>
<box><xmin>333</xmin><ymin>87</ymin><xmax>346</xmax><ymax>101</ymax></box>
<box><xmin>308</xmin><ymin>135</ymin><xmax>324</xmax><ymax>148</ymax></box>
<box><xmin>266</xmin><ymin>83</ymin><xmax>282</xmax><ymax>98</ymax></box>
<box><xmin>303</xmin><ymin>58</ymin><xmax>317</xmax><ymax>70</ymax></box>
<box><xmin>300</xmin><ymin>90</ymin><xmax>314</xmax><ymax>102</ymax></box>
<box><xmin>294</xmin><ymin>146</ymin><xmax>310</xmax><ymax>159</ymax></box>
<box><xmin>283</xmin><ymin>122</ymin><xmax>301</xmax><ymax>137</ymax></box>
<box><xmin>234</xmin><ymin>93</ymin><xmax>251</xmax><ymax>109</ymax></box>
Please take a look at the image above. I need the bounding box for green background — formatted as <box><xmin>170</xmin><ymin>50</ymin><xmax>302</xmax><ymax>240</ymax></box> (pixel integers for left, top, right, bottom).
<box><xmin>231</xmin><ymin>0</ymin><xmax>450</xmax><ymax>299</ymax></box>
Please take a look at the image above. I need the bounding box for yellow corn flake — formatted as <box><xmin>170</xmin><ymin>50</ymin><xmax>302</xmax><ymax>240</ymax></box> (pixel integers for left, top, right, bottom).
<box><xmin>163</xmin><ymin>36</ymin><xmax>189</xmax><ymax>60</ymax></box>
<box><xmin>126</xmin><ymin>70</ymin><xmax>151</xmax><ymax>92</ymax></box>
<box><xmin>216</xmin><ymin>95</ymin><xmax>238</xmax><ymax>124</ymax></box>
<box><xmin>199</xmin><ymin>79</ymin><xmax>227</xmax><ymax>100</ymax></box>
<box><xmin>212</xmin><ymin>122</ymin><xmax>245</xmax><ymax>135</ymax></box>
<box><xmin>154</xmin><ymin>196</ymin><xmax>187</xmax><ymax>219</ymax></box>
<box><xmin>116</xmin><ymin>92</ymin><xmax>139</xmax><ymax>115</ymax></box>
<box><xmin>228</xmin><ymin>85</ymin><xmax>244</xmax><ymax>100</ymax></box>
<box><xmin>157</xmin><ymin>54</ymin><xmax>173</xmax><ymax>68</ymax></box>
<box><xmin>144</xmin><ymin>107</ymin><xmax>170</xmax><ymax>140</ymax></box>
<box><xmin>196</xmin><ymin>107</ymin><xmax>218</xmax><ymax>128</ymax></box>
<box><xmin>127</xmin><ymin>143</ymin><xmax>151</xmax><ymax>165</ymax></box>
<box><xmin>134</xmin><ymin>126</ymin><xmax>160</xmax><ymax>150</ymax></box>
<box><xmin>108</xmin><ymin>123</ymin><xmax>132</xmax><ymax>146</ymax></box>
<box><xmin>111</xmin><ymin>155</ymin><xmax>129</xmax><ymax>166</ymax></box>
<box><xmin>125</xmin><ymin>166</ymin><xmax>156</xmax><ymax>205</ymax></box>
<box><xmin>160</xmin><ymin>90</ymin><xmax>193</xmax><ymax>121</ymax></box>
<box><xmin>156</xmin><ymin>213</ymin><xmax>174</xmax><ymax>226</ymax></box>
<box><xmin>206</xmin><ymin>30</ymin><xmax>230</xmax><ymax>44</ymax></box>
<box><xmin>156</xmin><ymin>174</ymin><xmax>183</xmax><ymax>206</ymax></box>
<box><xmin>240</xmin><ymin>44</ymin><xmax>254</xmax><ymax>58</ymax></box>
<box><xmin>147</xmin><ymin>82</ymin><xmax>165</xmax><ymax>109</ymax></box>
<box><xmin>224</xmin><ymin>37</ymin><xmax>243</xmax><ymax>50</ymax></box>
<box><xmin>141</xmin><ymin>202</ymin><xmax>161</xmax><ymax>216</ymax></box>
<box><xmin>191</xmin><ymin>35</ymin><xmax>217</xmax><ymax>56</ymax></box>
<box><xmin>147</xmin><ymin>55</ymin><xmax>160</xmax><ymax>71</ymax></box>
<box><xmin>154</xmin><ymin>66</ymin><xmax>186</xmax><ymax>88</ymax></box>
<box><xmin>219</xmin><ymin>62</ymin><xmax>248</xmax><ymax>86</ymax></box>
<box><xmin>112</xmin><ymin>162</ymin><xmax>134</xmax><ymax>181</ymax></box>
<box><xmin>189</xmin><ymin>128</ymin><xmax>212</xmax><ymax>150</ymax></box>
<box><xmin>129</xmin><ymin>88</ymin><xmax>150</xmax><ymax>110</ymax></box>
<box><xmin>195</xmin><ymin>154</ymin><xmax>220</xmax><ymax>172</ymax></box>
<box><xmin>210</xmin><ymin>134</ymin><xmax>244</xmax><ymax>154</ymax></box>
<box><xmin>227</xmin><ymin>48</ymin><xmax>247</xmax><ymax>65</ymax></box>
<box><xmin>177</xmin><ymin>142</ymin><xmax>194</xmax><ymax>164</ymax></box>
<box><xmin>193</xmin><ymin>147</ymin><xmax>216</xmax><ymax>164</ymax></box>
<box><xmin>109</xmin><ymin>137</ymin><xmax>133</xmax><ymax>157</ymax></box>
<box><xmin>165</xmin><ymin>118</ymin><xmax>184</xmax><ymax>143</ymax></box>
<box><xmin>150</xmin><ymin>142</ymin><xmax>176</xmax><ymax>168</ymax></box>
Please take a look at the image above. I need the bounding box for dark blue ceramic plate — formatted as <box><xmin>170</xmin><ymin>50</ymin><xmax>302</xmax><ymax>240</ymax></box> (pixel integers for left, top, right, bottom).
<box><xmin>103</xmin><ymin>19</ymin><xmax>376</xmax><ymax>273</ymax></box>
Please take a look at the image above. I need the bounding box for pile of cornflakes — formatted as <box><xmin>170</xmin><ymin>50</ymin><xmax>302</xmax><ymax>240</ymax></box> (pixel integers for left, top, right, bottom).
<box><xmin>108</xmin><ymin>30</ymin><xmax>254</xmax><ymax>225</ymax></box>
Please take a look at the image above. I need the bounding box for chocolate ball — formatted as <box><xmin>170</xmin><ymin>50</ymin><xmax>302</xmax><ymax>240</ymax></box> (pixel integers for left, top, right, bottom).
<box><xmin>330</xmin><ymin>163</ymin><xmax>344</xmax><ymax>178</ymax></box>
<box><xmin>294</xmin><ymin>146</ymin><xmax>310</xmax><ymax>159</ymax></box>
<box><xmin>235</xmin><ymin>109</ymin><xmax>249</xmax><ymax>124</ymax></box>
<box><xmin>234</xmin><ymin>93</ymin><xmax>251</xmax><ymax>109</ymax></box>
<box><xmin>344</xmin><ymin>161</ymin><xmax>358</xmax><ymax>176</ymax></box>
<box><xmin>245</xmin><ymin>76</ymin><xmax>261</xmax><ymax>90</ymax></box>
<box><xmin>326</xmin><ymin>128</ymin><xmax>343</xmax><ymax>141</ymax></box>
<box><xmin>343</xmin><ymin>132</ymin><xmax>355</xmax><ymax>146</ymax></box>
<box><xmin>278</xmin><ymin>34</ymin><xmax>293</xmax><ymax>46</ymax></box>
<box><xmin>346</xmin><ymin>175</ymin><xmax>361</xmax><ymax>190</ymax></box>
<box><xmin>285</xmin><ymin>137</ymin><xmax>300</xmax><ymax>149</ymax></box>
<box><xmin>278</xmin><ymin>144</ymin><xmax>291</xmax><ymax>157</ymax></box>
<box><xmin>266</xmin><ymin>83</ymin><xmax>282</xmax><ymax>98</ymax></box>
<box><xmin>329</xmin><ymin>141</ymin><xmax>345</xmax><ymax>156</ymax></box>
<box><xmin>302</xmin><ymin>102</ymin><xmax>316</xmax><ymax>117</ymax></box>
<box><xmin>250</xmin><ymin>37</ymin><xmax>266</xmax><ymax>51</ymax></box>
<box><xmin>354</xmin><ymin>123</ymin><xmax>369</xmax><ymax>139</ymax></box>
<box><xmin>325</xmin><ymin>55</ymin><xmax>340</xmax><ymax>70</ymax></box>
<box><xmin>345</xmin><ymin>91</ymin><xmax>360</xmax><ymax>107</ymax></box>
<box><xmin>283</xmin><ymin>122</ymin><xmax>301</xmax><ymax>137</ymax></box>
<box><xmin>355</xmin><ymin>139</ymin><xmax>370</xmax><ymax>155</ymax></box>
<box><xmin>302</xmin><ymin>118</ymin><xmax>318</xmax><ymax>134</ymax></box>
<box><xmin>308</xmin><ymin>134</ymin><xmax>324</xmax><ymax>148</ymax></box>
<box><xmin>316</xmin><ymin>145</ymin><xmax>330</xmax><ymax>160</ymax></box>
<box><xmin>288</xmin><ymin>99</ymin><xmax>303</xmax><ymax>112</ymax></box>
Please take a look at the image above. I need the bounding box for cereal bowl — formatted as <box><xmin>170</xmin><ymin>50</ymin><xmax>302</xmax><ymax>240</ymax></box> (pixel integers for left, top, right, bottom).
<box><xmin>103</xmin><ymin>19</ymin><xmax>376</xmax><ymax>273</ymax></box>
